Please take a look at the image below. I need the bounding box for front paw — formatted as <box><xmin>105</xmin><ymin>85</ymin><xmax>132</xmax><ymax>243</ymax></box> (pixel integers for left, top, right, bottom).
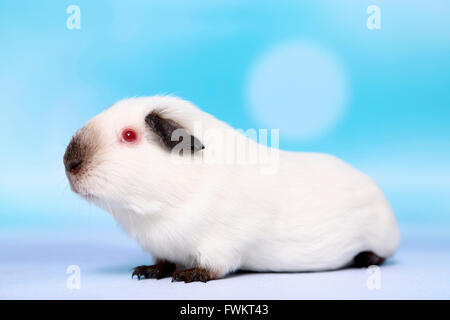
<box><xmin>132</xmin><ymin>261</ymin><xmax>176</xmax><ymax>280</ymax></box>
<box><xmin>171</xmin><ymin>267</ymin><xmax>215</xmax><ymax>283</ymax></box>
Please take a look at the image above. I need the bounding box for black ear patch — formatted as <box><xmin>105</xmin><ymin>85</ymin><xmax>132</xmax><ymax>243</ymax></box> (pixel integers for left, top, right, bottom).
<box><xmin>145</xmin><ymin>111</ymin><xmax>204</xmax><ymax>153</ymax></box>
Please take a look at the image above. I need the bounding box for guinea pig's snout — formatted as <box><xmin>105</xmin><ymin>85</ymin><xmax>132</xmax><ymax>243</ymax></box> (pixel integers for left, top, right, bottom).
<box><xmin>64</xmin><ymin>137</ymin><xmax>86</xmax><ymax>175</ymax></box>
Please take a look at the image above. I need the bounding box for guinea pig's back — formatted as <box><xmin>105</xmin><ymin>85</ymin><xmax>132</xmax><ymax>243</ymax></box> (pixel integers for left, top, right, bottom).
<box><xmin>245</xmin><ymin>151</ymin><xmax>400</xmax><ymax>271</ymax></box>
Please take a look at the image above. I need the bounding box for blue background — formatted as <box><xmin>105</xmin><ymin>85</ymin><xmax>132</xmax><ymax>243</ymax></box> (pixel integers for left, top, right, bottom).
<box><xmin>1</xmin><ymin>0</ymin><xmax>449</xmax><ymax>231</ymax></box>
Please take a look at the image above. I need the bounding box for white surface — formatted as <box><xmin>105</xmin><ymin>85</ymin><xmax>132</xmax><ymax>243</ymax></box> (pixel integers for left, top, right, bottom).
<box><xmin>0</xmin><ymin>226</ymin><xmax>449</xmax><ymax>300</ymax></box>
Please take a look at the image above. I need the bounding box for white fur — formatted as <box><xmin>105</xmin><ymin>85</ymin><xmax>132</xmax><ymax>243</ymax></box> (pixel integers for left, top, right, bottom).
<box><xmin>69</xmin><ymin>96</ymin><xmax>400</xmax><ymax>278</ymax></box>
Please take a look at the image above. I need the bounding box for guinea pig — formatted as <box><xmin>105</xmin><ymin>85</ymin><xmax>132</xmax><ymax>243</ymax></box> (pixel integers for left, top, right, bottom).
<box><xmin>63</xmin><ymin>96</ymin><xmax>400</xmax><ymax>283</ymax></box>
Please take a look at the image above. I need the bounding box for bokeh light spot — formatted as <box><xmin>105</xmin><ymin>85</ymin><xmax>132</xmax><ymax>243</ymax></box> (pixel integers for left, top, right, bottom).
<box><xmin>246</xmin><ymin>41</ymin><xmax>348</xmax><ymax>141</ymax></box>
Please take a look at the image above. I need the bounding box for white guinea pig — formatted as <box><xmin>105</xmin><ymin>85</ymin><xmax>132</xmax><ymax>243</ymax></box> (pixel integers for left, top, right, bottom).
<box><xmin>64</xmin><ymin>96</ymin><xmax>400</xmax><ymax>283</ymax></box>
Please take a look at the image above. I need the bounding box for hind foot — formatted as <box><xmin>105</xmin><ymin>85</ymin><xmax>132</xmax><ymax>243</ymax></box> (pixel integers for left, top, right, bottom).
<box><xmin>353</xmin><ymin>251</ymin><xmax>385</xmax><ymax>268</ymax></box>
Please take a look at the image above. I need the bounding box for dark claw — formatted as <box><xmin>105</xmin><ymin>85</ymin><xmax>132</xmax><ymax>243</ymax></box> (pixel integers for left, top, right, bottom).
<box><xmin>131</xmin><ymin>269</ymin><xmax>142</xmax><ymax>280</ymax></box>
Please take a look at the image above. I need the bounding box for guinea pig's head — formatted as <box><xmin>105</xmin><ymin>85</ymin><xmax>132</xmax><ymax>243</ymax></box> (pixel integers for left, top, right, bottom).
<box><xmin>63</xmin><ymin>96</ymin><xmax>205</xmax><ymax>214</ymax></box>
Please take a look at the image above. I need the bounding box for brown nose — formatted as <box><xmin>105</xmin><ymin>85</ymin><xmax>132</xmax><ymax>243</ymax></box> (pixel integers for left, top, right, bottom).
<box><xmin>64</xmin><ymin>137</ymin><xmax>85</xmax><ymax>174</ymax></box>
<box><xmin>66</xmin><ymin>159</ymin><xmax>83</xmax><ymax>174</ymax></box>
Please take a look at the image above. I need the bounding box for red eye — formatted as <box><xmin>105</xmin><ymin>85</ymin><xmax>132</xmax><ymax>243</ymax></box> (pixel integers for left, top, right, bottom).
<box><xmin>121</xmin><ymin>128</ymin><xmax>138</xmax><ymax>143</ymax></box>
